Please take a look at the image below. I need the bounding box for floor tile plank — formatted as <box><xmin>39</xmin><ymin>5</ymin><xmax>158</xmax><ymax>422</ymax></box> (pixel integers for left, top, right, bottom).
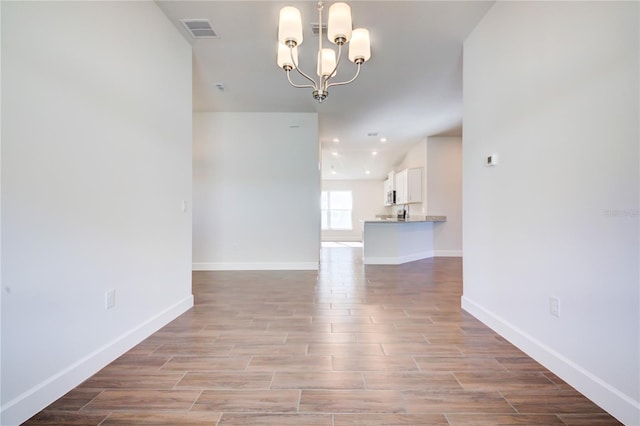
<box><xmin>299</xmin><ymin>390</ymin><xmax>405</xmax><ymax>413</ymax></box>
<box><xmin>101</xmin><ymin>412</ymin><xmax>221</xmax><ymax>425</ymax></box>
<box><xmin>501</xmin><ymin>389</ymin><xmax>609</xmax><ymax>414</ymax></box>
<box><xmin>446</xmin><ymin>413</ymin><xmax>565</xmax><ymax>425</ymax></box>
<box><xmin>82</xmin><ymin>390</ymin><xmax>201</xmax><ymax>411</ymax></box>
<box><xmin>175</xmin><ymin>372</ymin><xmax>274</xmax><ymax>390</ymax></box>
<box><xmin>192</xmin><ymin>390</ymin><xmax>299</xmax><ymax>413</ymax></box>
<box><xmin>247</xmin><ymin>355</ymin><xmax>333</xmax><ymax>372</ymax></box>
<box><xmin>403</xmin><ymin>389</ymin><xmax>516</xmax><ymax>414</ymax></box>
<box><xmin>332</xmin><ymin>355</ymin><xmax>419</xmax><ymax>371</ymax></box>
<box><xmin>334</xmin><ymin>413</ymin><xmax>448</xmax><ymax>425</ymax></box>
<box><xmin>217</xmin><ymin>413</ymin><xmax>332</xmax><ymax>425</ymax></box>
<box><xmin>271</xmin><ymin>371</ymin><xmax>365</xmax><ymax>390</ymax></box>
<box><xmin>364</xmin><ymin>372</ymin><xmax>462</xmax><ymax>391</ymax></box>
<box><xmin>23</xmin><ymin>411</ymin><xmax>108</xmax><ymax>425</ymax></box>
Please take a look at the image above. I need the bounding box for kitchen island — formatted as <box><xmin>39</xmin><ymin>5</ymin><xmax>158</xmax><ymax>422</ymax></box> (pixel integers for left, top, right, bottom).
<box><xmin>362</xmin><ymin>216</ymin><xmax>446</xmax><ymax>265</ymax></box>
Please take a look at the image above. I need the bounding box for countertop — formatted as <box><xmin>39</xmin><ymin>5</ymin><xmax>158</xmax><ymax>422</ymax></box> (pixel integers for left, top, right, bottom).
<box><xmin>364</xmin><ymin>215</ymin><xmax>446</xmax><ymax>223</ymax></box>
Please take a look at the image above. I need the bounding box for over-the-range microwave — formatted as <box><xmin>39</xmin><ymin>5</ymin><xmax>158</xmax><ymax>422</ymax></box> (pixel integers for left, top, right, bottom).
<box><xmin>386</xmin><ymin>190</ymin><xmax>396</xmax><ymax>205</ymax></box>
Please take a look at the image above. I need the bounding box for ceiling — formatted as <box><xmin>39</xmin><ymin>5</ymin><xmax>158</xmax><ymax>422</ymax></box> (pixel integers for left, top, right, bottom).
<box><xmin>156</xmin><ymin>1</ymin><xmax>494</xmax><ymax>180</ymax></box>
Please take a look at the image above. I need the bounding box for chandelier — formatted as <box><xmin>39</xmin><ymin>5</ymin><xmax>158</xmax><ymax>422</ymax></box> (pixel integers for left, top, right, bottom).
<box><xmin>276</xmin><ymin>1</ymin><xmax>371</xmax><ymax>103</ymax></box>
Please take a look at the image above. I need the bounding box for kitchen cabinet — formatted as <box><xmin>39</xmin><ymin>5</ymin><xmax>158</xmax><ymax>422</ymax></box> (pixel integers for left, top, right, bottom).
<box><xmin>395</xmin><ymin>167</ymin><xmax>422</xmax><ymax>204</ymax></box>
<box><xmin>363</xmin><ymin>217</ymin><xmax>445</xmax><ymax>264</ymax></box>
<box><xmin>395</xmin><ymin>170</ymin><xmax>407</xmax><ymax>204</ymax></box>
<box><xmin>383</xmin><ymin>178</ymin><xmax>393</xmax><ymax>206</ymax></box>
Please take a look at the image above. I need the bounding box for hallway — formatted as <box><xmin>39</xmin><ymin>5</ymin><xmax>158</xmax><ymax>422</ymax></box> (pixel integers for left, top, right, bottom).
<box><xmin>26</xmin><ymin>249</ymin><xmax>619</xmax><ymax>425</ymax></box>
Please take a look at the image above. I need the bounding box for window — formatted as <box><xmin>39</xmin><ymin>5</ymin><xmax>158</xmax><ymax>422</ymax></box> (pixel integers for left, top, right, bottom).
<box><xmin>321</xmin><ymin>190</ymin><xmax>353</xmax><ymax>230</ymax></box>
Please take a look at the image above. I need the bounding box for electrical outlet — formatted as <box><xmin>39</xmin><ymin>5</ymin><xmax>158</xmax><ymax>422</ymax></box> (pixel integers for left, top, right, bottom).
<box><xmin>549</xmin><ymin>297</ymin><xmax>560</xmax><ymax>318</ymax></box>
<box><xmin>105</xmin><ymin>289</ymin><xmax>116</xmax><ymax>310</ymax></box>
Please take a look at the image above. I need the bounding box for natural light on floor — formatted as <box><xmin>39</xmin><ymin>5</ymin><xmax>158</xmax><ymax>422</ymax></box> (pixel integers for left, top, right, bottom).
<box><xmin>321</xmin><ymin>241</ymin><xmax>363</xmax><ymax>248</ymax></box>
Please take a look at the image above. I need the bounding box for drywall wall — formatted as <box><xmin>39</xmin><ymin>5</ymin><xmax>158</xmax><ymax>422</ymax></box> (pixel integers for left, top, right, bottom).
<box><xmin>426</xmin><ymin>136</ymin><xmax>462</xmax><ymax>256</ymax></box>
<box><xmin>462</xmin><ymin>2</ymin><xmax>639</xmax><ymax>424</ymax></box>
<box><xmin>193</xmin><ymin>112</ymin><xmax>320</xmax><ymax>270</ymax></box>
<box><xmin>321</xmin><ymin>179</ymin><xmax>386</xmax><ymax>242</ymax></box>
<box><xmin>0</xmin><ymin>2</ymin><xmax>193</xmax><ymax>424</ymax></box>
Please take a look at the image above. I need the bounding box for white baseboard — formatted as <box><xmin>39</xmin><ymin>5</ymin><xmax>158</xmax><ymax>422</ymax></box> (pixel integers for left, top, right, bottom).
<box><xmin>0</xmin><ymin>295</ymin><xmax>194</xmax><ymax>426</ymax></box>
<box><xmin>461</xmin><ymin>296</ymin><xmax>640</xmax><ymax>425</ymax></box>
<box><xmin>363</xmin><ymin>251</ymin><xmax>434</xmax><ymax>265</ymax></box>
<box><xmin>193</xmin><ymin>262</ymin><xmax>319</xmax><ymax>271</ymax></box>
<box><xmin>434</xmin><ymin>250</ymin><xmax>463</xmax><ymax>257</ymax></box>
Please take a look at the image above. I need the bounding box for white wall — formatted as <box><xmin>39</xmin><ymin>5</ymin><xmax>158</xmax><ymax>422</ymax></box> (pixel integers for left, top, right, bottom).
<box><xmin>321</xmin><ymin>179</ymin><xmax>386</xmax><ymax>242</ymax></box>
<box><xmin>193</xmin><ymin>112</ymin><xmax>320</xmax><ymax>270</ymax></box>
<box><xmin>427</xmin><ymin>137</ymin><xmax>462</xmax><ymax>256</ymax></box>
<box><xmin>462</xmin><ymin>2</ymin><xmax>639</xmax><ymax>424</ymax></box>
<box><xmin>1</xmin><ymin>2</ymin><xmax>193</xmax><ymax>424</ymax></box>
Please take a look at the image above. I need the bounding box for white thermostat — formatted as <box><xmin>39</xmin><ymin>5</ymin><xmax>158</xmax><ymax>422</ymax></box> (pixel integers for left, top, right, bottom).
<box><xmin>485</xmin><ymin>153</ymin><xmax>498</xmax><ymax>166</ymax></box>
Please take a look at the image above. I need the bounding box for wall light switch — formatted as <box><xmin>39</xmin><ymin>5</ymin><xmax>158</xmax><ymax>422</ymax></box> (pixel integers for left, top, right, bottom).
<box><xmin>181</xmin><ymin>200</ymin><xmax>188</xmax><ymax>213</ymax></box>
<box><xmin>486</xmin><ymin>153</ymin><xmax>499</xmax><ymax>166</ymax></box>
<box><xmin>105</xmin><ymin>289</ymin><xmax>116</xmax><ymax>310</ymax></box>
<box><xmin>549</xmin><ymin>296</ymin><xmax>560</xmax><ymax>318</ymax></box>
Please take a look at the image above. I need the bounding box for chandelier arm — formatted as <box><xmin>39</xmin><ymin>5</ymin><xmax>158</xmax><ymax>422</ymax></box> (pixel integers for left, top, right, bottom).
<box><xmin>293</xmin><ymin>65</ymin><xmax>320</xmax><ymax>90</ymax></box>
<box><xmin>322</xmin><ymin>43</ymin><xmax>342</xmax><ymax>91</ymax></box>
<box><xmin>326</xmin><ymin>62</ymin><xmax>362</xmax><ymax>89</ymax></box>
<box><xmin>285</xmin><ymin>69</ymin><xmax>316</xmax><ymax>89</ymax></box>
<box><xmin>288</xmin><ymin>45</ymin><xmax>319</xmax><ymax>90</ymax></box>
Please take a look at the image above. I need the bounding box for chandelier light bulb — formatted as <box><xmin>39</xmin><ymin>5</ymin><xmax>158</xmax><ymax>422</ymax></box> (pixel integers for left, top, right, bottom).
<box><xmin>327</xmin><ymin>2</ymin><xmax>352</xmax><ymax>45</ymax></box>
<box><xmin>317</xmin><ymin>48</ymin><xmax>337</xmax><ymax>77</ymax></box>
<box><xmin>348</xmin><ymin>28</ymin><xmax>371</xmax><ymax>63</ymax></box>
<box><xmin>277</xmin><ymin>43</ymin><xmax>298</xmax><ymax>70</ymax></box>
<box><xmin>278</xmin><ymin>6</ymin><xmax>303</xmax><ymax>47</ymax></box>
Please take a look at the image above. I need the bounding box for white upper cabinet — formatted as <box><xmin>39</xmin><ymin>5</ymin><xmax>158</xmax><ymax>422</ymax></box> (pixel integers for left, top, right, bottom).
<box><xmin>395</xmin><ymin>169</ymin><xmax>407</xmax><ymax>204</ymax></box>
<box><xmin>395</xmin><ymin>167</ymin><xmax>422</xmax><ymax>204</ymax></box>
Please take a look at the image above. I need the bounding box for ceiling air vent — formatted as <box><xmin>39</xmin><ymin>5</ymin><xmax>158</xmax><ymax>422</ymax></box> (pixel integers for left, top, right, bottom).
<box><xmin>310</xmin><ymin>23</ymin><xmax>328</xmax><ymax>36</ymax></box>
<box><xmin>180</xmin><ymin>19</ymin><xmax>219</xmax><ymax>39</ymax></box>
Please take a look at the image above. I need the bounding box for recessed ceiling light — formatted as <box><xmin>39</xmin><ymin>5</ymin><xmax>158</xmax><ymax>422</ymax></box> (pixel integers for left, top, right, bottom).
<box><xmin>332</xmin><ymin>138</ymin><xmax>340</xmax><ymax>143</ymax></box>
<box><xmin>380</xmin><ymin>137</ymin><xmax>387</xmax><ymax>143</ymax></box>
<box><xmin>331</xmin><ymin>151</ymin><xmax>338</xmax><ymax>156</ymax></box>
<box><xmin>372</xmin><ymin>151</ymin><xmax>378</xmax><ymax>155</ymax></box>
<box><xmin>365</xmin><ymin>170</ymin><xmax>371</xmax><ymax>174</ymax></box>
<box><xmin>331</xmin><ymin>170</ymin><xmax>337</xmax><ymax>175</ymax></box>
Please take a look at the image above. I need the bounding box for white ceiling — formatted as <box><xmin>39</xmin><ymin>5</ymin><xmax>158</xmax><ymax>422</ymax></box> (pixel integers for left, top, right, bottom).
<box><xmin>156</xmin><ymin>1</ymin><xmax>494</xmax><ymax>180</ymax></box>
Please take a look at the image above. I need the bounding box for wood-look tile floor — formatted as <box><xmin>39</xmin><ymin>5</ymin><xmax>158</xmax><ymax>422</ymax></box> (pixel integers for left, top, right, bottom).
<box><xmin>25</xmin><ymin>248</ymin><xmax>621</xmax><ymax>425</ymax></box>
